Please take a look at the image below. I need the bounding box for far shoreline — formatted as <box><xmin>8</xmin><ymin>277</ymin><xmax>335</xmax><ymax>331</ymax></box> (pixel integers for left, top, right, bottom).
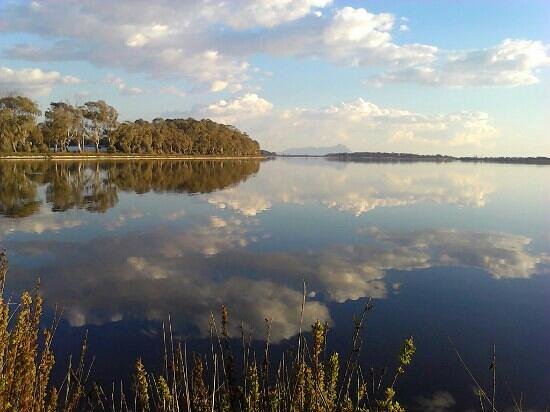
<box><xmin>291</xmin><ymin>152</ymin><xmax>550</xmax><ymax>165</ymax></box>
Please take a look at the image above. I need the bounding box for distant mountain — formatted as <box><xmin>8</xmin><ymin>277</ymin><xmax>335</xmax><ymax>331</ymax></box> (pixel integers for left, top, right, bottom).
<box><xmin>281</xmin><ymin>144</ymin><xmax>351</xmax><ymax>156</ymax></box>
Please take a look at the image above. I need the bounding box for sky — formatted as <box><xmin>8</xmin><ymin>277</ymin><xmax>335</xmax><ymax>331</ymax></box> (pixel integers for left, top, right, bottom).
<box><xmin>0</xmin><ymin>0</ymin><xmax>549</xmax><ymax>155</ymax></box>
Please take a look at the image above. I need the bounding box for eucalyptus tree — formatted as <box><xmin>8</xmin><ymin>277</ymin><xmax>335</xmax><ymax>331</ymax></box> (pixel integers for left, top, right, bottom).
<box><xmin>0</xmin><ymin>95</ymin><xmax>42</xmax><ymax>152</ymax></box>
<box><xmin>81</xmin><ymin>100</ymin><xmax>118</xmax><ymax>152</ymax></box>
<box><xmin>42</xmin><ymin>102</ymin><xmax>84</xmax><ymax>152</ymax></box>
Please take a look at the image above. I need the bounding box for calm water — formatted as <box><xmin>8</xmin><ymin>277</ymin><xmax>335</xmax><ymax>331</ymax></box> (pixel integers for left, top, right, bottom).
<box><xmin>1</xmin><ymin>159</ymin><xmax>549</xmax><ymax>409</ymax></box>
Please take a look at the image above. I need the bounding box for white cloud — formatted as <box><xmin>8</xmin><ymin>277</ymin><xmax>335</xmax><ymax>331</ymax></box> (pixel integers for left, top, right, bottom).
<box><xmin>105</xmin><ymin>75</ymin><xmax>144</xmax><ymax>95</ymax></box>
<box><xmin>324</xmin><ymin>7</ymin><xmax>394</xmax><ymax>45</ymax></box>
<box><xmin>202</xmin><ymin>93</ymin><xmax>274</xmax><ymax>124</ymax></box>
<box><xmin>370</xmin><ymin>39</ymin><xmax>550</xmax><ymax>87</ymax></box>
<box><xmin>160</xmin><ymin>86</ymin><xmax>186</xmax><ymax>98</ymax></box>
<box><xmin>0</xmin><ymin>66</ymin><xmax>79</xmax><ymax>96</ymax></box>
<box><xmin>256</xmin><ymin>6</ymin><xmax>437</xmax><ymax>68</ymax></box>
<box><xmin>159</xmin><ymin>49</ymin><xmax>249</xmax><ymax>93</ymax></box>
<box><xmin>126</xmin><ymin>24</ymin><xmax>172</xmax><ymax>47</ymax></box>
<box><xmin>1</xmin><ymin>1</ymin><xmax>547</xmax><ymax>96</ymax></box>
<box><xmin>202</xmin><ymin>0</ymin><xmax>333</xmax><ymax>29</ymax></box>
<box><xmin>1</xmin><ymin>1</ymin><xmax>254</xmax><ymax>93</ymax></box>
<box><xmin>194</xmin><ymin>95</ymin><xmax>499</xmax><ymax>153</ymax></box>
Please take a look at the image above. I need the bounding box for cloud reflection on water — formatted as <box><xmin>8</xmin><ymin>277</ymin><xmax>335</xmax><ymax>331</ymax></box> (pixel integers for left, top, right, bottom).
<box><xmin>8</xmin><ymin>222</ymin><xmax>547</xmax><ymax>342</ymax></box>
<box><xmin>1</xmin><ymin>160</ymin><xmax>548</xmax><ymax>342</ymax></box>
<box><xmin>207</xmin><ymin>160</ymin><xmax>494</xmax><ymax>216</ymax></box>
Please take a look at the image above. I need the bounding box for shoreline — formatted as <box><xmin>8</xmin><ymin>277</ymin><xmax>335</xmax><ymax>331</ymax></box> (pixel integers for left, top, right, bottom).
<box><xmin>1</xmin><ymin>153</ymin><xmax>548</xmax><ymax>165</ymax></box>
<box><xmin>322</xmin><ymin>153</ymin><xmax>550</xmax><ymax>165</ymax></box>
<box><xmin>0</xmin><ymin>153</ymin><xmax>265</xmax><ymax>161</ymax></box>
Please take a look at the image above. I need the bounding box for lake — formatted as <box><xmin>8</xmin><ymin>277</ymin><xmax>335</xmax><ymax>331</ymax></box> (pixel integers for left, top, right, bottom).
<box><xmin>1</xmin><ymin>158</ymin><xmax>548</xmax><ymax>410</ymax></box>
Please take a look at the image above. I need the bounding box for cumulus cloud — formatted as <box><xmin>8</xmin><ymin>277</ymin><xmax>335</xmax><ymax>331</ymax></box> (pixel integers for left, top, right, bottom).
<box><xmin>194</xmin><ymin>95</ymin><xmax>499</xmax><ymax>152</ymax></box>
<box><xmin>369</xmin><ymin>39</ymin><xmax>550</xmax><ymax>87</ymax></box>
<box><xmin>1</xmin><ymin>2</ymin><xmax>547</xmax><ymax>92</ymax></box>
<box><xmin>0</xmin><ymin>66</ymin><xmax>79</xmax><ymax>96</ymax></box>
<box><xmin>105</xmin><ymin>75</ymin><xmax>144</xmax><ymax>95</ymax></box>
<box><xmin>254</xmin><ymin>6</ymin><xmax>437</xmax><ymax>68</ymax></box>
<box><xmin>202</xmin><ymin>0</ymin><xmax>332</xmax><ymax>29</ymax></box>
<box><xmin>1</xmin><ymin>1</ymin><xmax>254</xmax><ymax>92</ymax></box>
<box><xmin>160</xmin><ymin>85</ymin><xmax>186</xmax><ymax>98</ymax></box>
<box><xmin>125</xmin><ymin>24</ymin><xmax>172</xmax><ymax>48</ymax></box>
<box><xmin>320</xmin><ymin>6</ymin><xmax>437</xmax><ymax>67</ymax></box>
<box><xmin>324</xmin><ymin>7</ymin><xmax>394</xmax><ymax>45</ymax></box>
<box><xmin>202</xmin><ymin>93</ymin><xmax>274</xmax><ymax>124</ymax></box>
<box><xmin>159</xmin><ymin>49</ymin><xmax>249</xmax><ymax>92</ymax></box>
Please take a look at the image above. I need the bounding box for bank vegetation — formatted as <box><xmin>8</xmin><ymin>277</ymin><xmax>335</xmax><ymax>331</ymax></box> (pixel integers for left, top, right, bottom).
<box><xmin>0</xmin><ymin>95</ymin><xmax>260</xmax><ymax>156</ymax></box>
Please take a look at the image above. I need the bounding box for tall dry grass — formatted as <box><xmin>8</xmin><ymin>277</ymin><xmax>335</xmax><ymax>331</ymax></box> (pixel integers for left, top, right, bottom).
<box><xmin>0</xmin><ymin>250</ymin><xmax>419</xmax><ymax>411</ymax></box>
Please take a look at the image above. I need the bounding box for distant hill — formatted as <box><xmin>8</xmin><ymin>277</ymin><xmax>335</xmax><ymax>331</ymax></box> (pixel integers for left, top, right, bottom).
<box><xmin>281</xmin><ymin>144</ymin><xmax>350</xmax><ymax>156</ymax></box>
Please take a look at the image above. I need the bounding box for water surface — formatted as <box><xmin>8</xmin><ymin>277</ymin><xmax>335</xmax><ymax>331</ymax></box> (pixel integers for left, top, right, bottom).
<box><xmin>1</xmin><ymin>158</ymin><xmax>548</xmax><ymax>409</ymax></box>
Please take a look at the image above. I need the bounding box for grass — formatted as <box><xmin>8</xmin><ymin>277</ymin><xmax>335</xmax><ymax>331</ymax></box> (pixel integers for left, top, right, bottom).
<box><xmin>0</xmin><ymin>251</ymin><xmax>535</xmax><ymax>411</ymax></box>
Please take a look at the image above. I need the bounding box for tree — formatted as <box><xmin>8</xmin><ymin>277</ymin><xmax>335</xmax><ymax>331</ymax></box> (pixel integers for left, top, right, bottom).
<box><xmin>81</xmin><ymin>100</ymin><xmax>118</xmax><ymax>152</ymax></box>
<box><xmin>42</xmin><ymin>102</ymin><xmax>83</xmax><ymax>152</ymax></box>
<box><xmin>2</xmin><ymin>94</ymin><xmax>261</xmax><ymax>155</ymax></box>
<box><xmin>0</xmin><ymin>96</ymin><xmax>41</xmax><ymax>152</ymax></box>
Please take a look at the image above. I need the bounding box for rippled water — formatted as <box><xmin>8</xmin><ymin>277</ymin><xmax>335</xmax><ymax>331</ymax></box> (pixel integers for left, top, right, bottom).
<box><xmin>1</xmin><ymin>158</ymin><xmax>549</xmax><ymax>409</ymax></box>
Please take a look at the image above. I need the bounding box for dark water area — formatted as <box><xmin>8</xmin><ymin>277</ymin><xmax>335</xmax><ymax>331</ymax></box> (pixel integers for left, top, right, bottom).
<box><xmin>1</xmin><ymin>158</ymin><xmax>549</xmax><ymax>410</ymax></box>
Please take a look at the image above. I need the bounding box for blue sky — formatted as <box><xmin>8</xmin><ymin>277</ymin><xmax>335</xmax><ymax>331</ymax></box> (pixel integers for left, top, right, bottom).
<box><xmin>0</xmin><ymin>0</ymin><xmax>549</xmax><ymax>155</ymax></box>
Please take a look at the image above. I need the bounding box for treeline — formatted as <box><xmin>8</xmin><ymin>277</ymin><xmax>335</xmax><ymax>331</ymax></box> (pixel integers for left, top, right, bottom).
<box><xmin>0</xmin><ymin>160</ymin><xmax>260</xmax><ymax>217</ymax></box>
<box><xmin>0</xmin><ymin>95</ymin><xmax>260</xmax><ymax>155</ymax></box>
<box><xmin>325</xmin><ymin>152</ymin><xmax>550</xmax><ymax>165</ymax></box>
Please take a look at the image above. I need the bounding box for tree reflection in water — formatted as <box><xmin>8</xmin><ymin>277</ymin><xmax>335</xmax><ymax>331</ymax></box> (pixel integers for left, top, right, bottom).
<box><xmin>0</xmin><ymin>160</ymin><xmax>261</xmax><ymax>217</ymax></box>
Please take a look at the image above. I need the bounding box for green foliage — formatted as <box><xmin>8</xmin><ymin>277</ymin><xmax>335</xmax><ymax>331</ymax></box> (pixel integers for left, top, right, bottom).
<box><xmin>81</xmin><ymin>100</ymin><xmax>118</xmax><ymax>152</ymax></box>
<box><xmin>134</xmin><ymin>358</ymin><xmax>150</xmax><ymax>411</ymax></box>
<box><xmin>0</xmin><ymin>94</ymin><xmax>260</xmax><ymax>156</ymax></box>
<box><xmin>0</xmin><ymin>95</ymin><xmax>42</xmax><ymax>153</ymax></box>
<box><xmin>42</xmin><ymin>102</ymin><xmax>84</xmax><ymax>152</ymax></box>
<box><xmin>111</xmin><ymin>118</ymin><xmax>260</xmax><ymax>156</ymax></box>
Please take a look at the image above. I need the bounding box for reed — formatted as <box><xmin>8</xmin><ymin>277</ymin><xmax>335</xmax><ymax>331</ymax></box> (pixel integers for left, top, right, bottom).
<box><xmin>0</xmin><ymin>250</ymin><xmax>521</xmax><ymax>411</ymax></box>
